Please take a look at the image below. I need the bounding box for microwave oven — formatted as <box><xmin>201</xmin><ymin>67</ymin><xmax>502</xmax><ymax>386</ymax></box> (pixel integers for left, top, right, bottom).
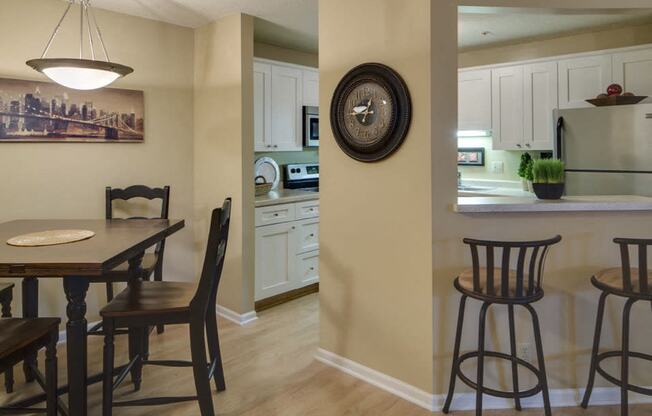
<box><xmin>303</xmin><ymin>106</ymin><xmax>319</xmax><ymax>147</ymax></box>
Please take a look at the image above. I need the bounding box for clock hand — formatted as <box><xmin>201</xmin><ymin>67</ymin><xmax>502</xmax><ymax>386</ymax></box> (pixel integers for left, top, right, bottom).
<box><xmin>362</xmin><ymin>98</ymin><xmax>373</xmax><ymax>123</ymax></box>
<box><xmin>352</xmin><ymin>105</ymin><xmax>368</xmax><ymax>114</ymax></box>
<box><xmin>349</xmin><ymin>110</ymin><xmax>374</xmax><ymax>116</ymax></box>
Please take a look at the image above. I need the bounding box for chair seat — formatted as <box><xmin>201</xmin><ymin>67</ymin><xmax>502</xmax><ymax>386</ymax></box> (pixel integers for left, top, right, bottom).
<box><xmin>0</xmin><ymin>318</ymin><xmax>60</xmax><ymax>361</ymax></box>
<box><xmin>0</xmin><ymin>283</ymin><xmax>14</xmax><ymax>294</ymax></box>
<box><xmin>106</xmin><ymin>253</ymin><xmax>158</xmax><ymax>277</ymax></box>
<box><xmin>100</xmin><ymin>281</ymin><xmax>196</xmax><ymax>318</ymax></box>
<box><xmin>458</xmin><ymin>268</ymin><xmax>536</xmax><ymax>297</ymax></box>
<box><xmin>594</xmin><ymin>267</ymin><xmax>652</xmax><ymax>293</ymax></box>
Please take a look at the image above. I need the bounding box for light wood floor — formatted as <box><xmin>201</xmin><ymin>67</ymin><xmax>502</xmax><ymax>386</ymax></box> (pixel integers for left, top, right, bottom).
<box><xmin>1</xmin><ymin>294</ymin><xmax>650</xmax><ymax>415</ymax></box>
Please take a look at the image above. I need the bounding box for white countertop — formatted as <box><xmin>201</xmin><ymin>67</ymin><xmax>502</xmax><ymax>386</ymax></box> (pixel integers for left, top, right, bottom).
<box><xmin>255</xmin><ymin>188</ymin><xmax>319</xmax><ymax>207</ymax></box>
<box><xmin>455</xmin><ymin>195</ymin><xmax>652</xmax><ymax>213</ymax></box>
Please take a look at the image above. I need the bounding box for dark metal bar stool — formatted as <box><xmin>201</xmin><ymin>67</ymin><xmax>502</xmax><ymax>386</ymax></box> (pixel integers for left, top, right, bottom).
<box><xmin>582</xmin><ymin>237</ymin><xmax>652</xmax><ymax>416</ymax></box>
<box><xmin>0</xmin><ymin>283</ymin><xmax>14</xmax><ymax>393</ymax></box>
<box><xmin>443</xmin><ymin>235</ymin><xmax>562</xmax><ymax>416</ymax></box>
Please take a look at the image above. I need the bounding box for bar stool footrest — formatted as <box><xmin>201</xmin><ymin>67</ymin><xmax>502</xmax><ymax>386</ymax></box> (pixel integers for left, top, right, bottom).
<box><xmin>456</xmin><ymin>351</ymin><xmax>543</xmax><ymax>399</ymax></box>
<box><xmin>596</xmin><ymin>351</ymin><xmax>652</xmax><ymax>395</ymax></box>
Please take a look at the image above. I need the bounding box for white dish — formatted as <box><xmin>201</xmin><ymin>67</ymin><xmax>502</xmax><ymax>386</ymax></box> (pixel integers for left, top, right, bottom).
<box><xmin>255</xmin><ymin>157</ymin><xmax>280</xmax><ymax>190</ymax></box>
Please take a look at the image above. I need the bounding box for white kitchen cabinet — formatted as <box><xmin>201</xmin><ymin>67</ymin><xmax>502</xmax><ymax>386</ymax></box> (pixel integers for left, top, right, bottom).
<box><xmin>255</xmin><ymin>221</ymin><xmax>296</xmax><ymax>300</ymax></box>
<box><xmin>255</xmin><ymin>200</ymin><xmax>320</xmax><ymax>301</ymax></box>
<box><xmin>271</xmin><ymin>65</ymin><xmax>303</xmax><ymax>151</ymax></box>
<box><xmin>302</xmin><ymin>69</ymin><xmax>320</xmax><ymax>107</ymax></box>
<box><xmin>458</xmin><ymin>69</ymin><xmax>492</xmax><ymax>131</ymax></box>
<box><xmin>613</xmin><ymin>48</ymin><xmax>652</xmax><ymax>100</ymax></box>
<box><xmin>253</xmin><ymin>62</ymin><xmax>272</xmax><ymax>152</ymax></box>
<box><xmin>523</xmin><ymin>61</ymin><xmax>558</xmax><ymax>150</ymax></box>
<box><xmin>558</xmin><ymin>55</ymin><xmax>612</xmax><ymax>109</ymax></box>
<box><xmin>492</xmin><ymin>66</ymin><xmax>524</xmax><ymax>150</ymax></box>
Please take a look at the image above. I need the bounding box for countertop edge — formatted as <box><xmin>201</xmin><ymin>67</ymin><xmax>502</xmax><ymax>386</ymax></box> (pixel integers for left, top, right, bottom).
<box><xmin>454</xmin><ymin>196</ymin><xmax>652</xmax><ymax>213</ymax></box>
<box><xmin>255</xmin><ymin>193</ymin><xmax>319</xmax><ymax>208</ymax></box>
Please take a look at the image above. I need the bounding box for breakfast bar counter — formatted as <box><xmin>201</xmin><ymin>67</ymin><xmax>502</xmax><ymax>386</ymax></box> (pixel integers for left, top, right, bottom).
<box><xmin>455</xmin><ymin>195</ymin><xmax>652</xmax><ymax>213</ymax></box>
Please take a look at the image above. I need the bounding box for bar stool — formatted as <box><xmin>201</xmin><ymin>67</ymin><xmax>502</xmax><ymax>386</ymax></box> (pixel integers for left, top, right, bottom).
<box><xmin>443</xmin><ymin>235</ymin><xmax>562</xmax><ymax>416</ymax></box>
<box><xmin>582</xmin><ymin>238</ymin><xmax>652</xmax><ymax>416</ymax></box>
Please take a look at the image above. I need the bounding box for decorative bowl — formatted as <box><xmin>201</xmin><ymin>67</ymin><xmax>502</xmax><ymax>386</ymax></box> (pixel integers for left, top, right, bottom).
<box><xmin>532</xmin><ymin>183</ymin><xmax>564</xmax><ymax>200</ymax></box>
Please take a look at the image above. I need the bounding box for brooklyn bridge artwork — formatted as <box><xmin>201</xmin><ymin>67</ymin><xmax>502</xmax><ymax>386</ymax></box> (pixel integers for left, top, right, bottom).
<box><xmin>0</xmin><ymin>77</ymin><xmax>144</xmax><ymax>142</ymax></box>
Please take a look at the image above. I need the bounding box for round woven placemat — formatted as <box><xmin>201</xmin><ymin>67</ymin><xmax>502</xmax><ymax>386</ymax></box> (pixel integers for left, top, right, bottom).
<box><xmin>7</xmin><ymin>229</ymin><xmax>95</xmax><ymax>247</ymax></box>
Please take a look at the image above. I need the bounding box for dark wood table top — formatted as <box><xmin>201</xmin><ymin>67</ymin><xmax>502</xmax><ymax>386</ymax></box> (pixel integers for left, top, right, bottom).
<box><xmin>0</xmin><ymin>219</ymin><xmax>184</xmax><ymax>277</ymax></box>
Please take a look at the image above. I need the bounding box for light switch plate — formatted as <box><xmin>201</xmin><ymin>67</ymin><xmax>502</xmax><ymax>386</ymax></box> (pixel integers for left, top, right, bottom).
<box><xmin>490</xmin><ymin>161</ymin><xmax>504</xmax><ymax>174</ymax></box>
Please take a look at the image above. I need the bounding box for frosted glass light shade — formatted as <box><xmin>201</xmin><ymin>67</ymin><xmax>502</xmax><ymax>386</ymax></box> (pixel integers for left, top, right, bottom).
<box><xmin>26</xmin><ymin>58</ymin><xmax>133</xmax><ymax>90</ymax></box>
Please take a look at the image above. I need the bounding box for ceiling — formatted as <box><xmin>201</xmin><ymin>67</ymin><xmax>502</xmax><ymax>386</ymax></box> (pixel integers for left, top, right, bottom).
<box><xmin>81</xmin><ymin>0</ymin><xmax>318</xmax><ymax>53</ymax></box>
<box><xmin>460</xmin><ymin>8</ymin><xmax>652</xmax><ymax>50</ymax></box>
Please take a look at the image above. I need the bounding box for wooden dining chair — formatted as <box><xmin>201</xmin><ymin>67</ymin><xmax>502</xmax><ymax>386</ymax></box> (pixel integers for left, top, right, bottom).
<box><xmin>0</xmin><ymin>283</ymin><xmax>15</xmax><ymax>393</ymax></box>
<box><xmin>100</xmin><ymin>198</ymin><xmax>231</xmax><ymax>416</ymax></box>
<box><xmin>91</xmin><ymin>185</ymin><xmax>170</xmax><ymax>335</ymax></box>
<box><xmin>0</xmin><ymin>317</ymin><xmax>60</xmax><ymax>416</ymax></box>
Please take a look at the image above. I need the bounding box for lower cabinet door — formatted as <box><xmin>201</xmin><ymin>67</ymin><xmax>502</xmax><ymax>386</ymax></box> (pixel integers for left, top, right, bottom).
<box><xmin>255</xmin><ymin>222</ymin><xmax>297</xmax><ymax>301</ymax></box>
<box><xmin>296</xmin><ymin>250</ymin><xmax>319</xmax><ymax>286</ymax></box>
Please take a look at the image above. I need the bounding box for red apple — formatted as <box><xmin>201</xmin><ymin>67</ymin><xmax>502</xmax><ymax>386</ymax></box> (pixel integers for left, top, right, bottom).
<box><xmin>607</xmin><ymin>84</ymin><xmax>623</xmax><ymax>96</ymax></box>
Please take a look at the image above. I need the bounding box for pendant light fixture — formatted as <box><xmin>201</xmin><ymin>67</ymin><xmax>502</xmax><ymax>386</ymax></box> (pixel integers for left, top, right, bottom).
<box><xmin>26</xmin><ymin>0</ymin><xmax>133</xmax><ymax>90</ymax></box>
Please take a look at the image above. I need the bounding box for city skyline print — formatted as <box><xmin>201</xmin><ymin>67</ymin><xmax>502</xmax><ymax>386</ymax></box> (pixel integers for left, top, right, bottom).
<box><xmin>0</xmin><ymin>77</ymin><xmax>144</xmax><ymax>143</ymax></box>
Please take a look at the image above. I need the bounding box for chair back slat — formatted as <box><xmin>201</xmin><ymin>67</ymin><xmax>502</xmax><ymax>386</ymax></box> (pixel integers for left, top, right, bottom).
<box><xmin>191</xmin><ymin>198</ymin><xmax>232</xmax><ymax>318</ymax></box>
<box><xmin>639</xmin><ymin>244</ymin><xmax>649</xmax><ymax>293</ymax></box>
<box><xmin>500</xmin><ymin>248</ymin><xmax>511</xmax><ymax>298</ymax></box>
<box><xmin>470</xmin><ymin>244</ymin><xmax>480</xmax><ymax>292</ymax></box>
<box><xmin>486</xmin><ymin>246</ymin><xmax>494</xmax><ymax>296</ymax></box>
<box><xmin>516</xmin><ymin>247</ymin><xmax>527</xmax><ymax>297</ymax></box>
<box><xmin>462</xmin><ymin>235</ymin><xmax>562</xmax><ymax>300</ymax></box>
<box><xmin>527</xmin><ymin>246</ymin><xmax>539</xmax><ymax>296</ymax></box>
<box><xmin>613</xmin><ymin>238</ymin><xmax>652</xmax><ymax>295</ymax></box>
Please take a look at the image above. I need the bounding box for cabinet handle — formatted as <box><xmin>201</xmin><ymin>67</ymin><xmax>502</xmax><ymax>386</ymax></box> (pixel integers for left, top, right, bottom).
<box><xmin>266</xmin><ymin>144</ymin><xmax>271</xmax><ymax>148</ymax></box>
<box><xmin>525</xmin><ymin>143</ymin><xmax>531</xmax><ymax>148</ymax></box>
<box><xmin>309</xmin><ymin>267</ymin><xmax>315</xmax><ymax>271</ymax></box>
<box><xmin>516</xmin><ymin>144</ymin><xmax>522</xmax><ymax>148</ymax></box>
<box><xmin>273</xmin><ymin>145</ymin><xmax>278</xmax><ymax>148</ymax></box>
<box><xmin>273</xmin><ymin>213</ymin><xmax>279</xmax><ymax>217</ymax></box>
<box><xmin>309</xmin><ymin>233</ymin><xmax>314</xmax><ymax>237</ymax></box>
<box><xmin>292</xmin><ymin>226</ymin><xmax>296</xmax><ymax>230</ymax></box>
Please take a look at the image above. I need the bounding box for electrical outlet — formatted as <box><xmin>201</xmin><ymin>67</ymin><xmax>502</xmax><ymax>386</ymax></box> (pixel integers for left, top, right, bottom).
<box><xmin>491</xmin><ymin>161</ymin><xmax>504</xmax><ymax>174</ymax></box>
<box><xmin>517</xmin><ymin>343</ymin><xmax>531</xmax><ymax>362</ymax></box>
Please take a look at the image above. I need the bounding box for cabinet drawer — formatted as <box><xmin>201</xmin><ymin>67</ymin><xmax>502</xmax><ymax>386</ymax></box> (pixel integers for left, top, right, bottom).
<box><xmin>295</xmin><ymin>218</ymin><xmax>319</xmax><ymax>253</ymax></box>
<box><xmin>255</xmin><ymin>203</ymin><xmax>296</xmax><ymax>226</ymax></box>
<box><xmin>296</xmin><ymin>200</ymin><xmax>319</xmax><ymax>219</ymax></box>
<box><xmin>296</xmin><ymin>250</ymin><xmax>319</xmax><ymax>285</ymax></box>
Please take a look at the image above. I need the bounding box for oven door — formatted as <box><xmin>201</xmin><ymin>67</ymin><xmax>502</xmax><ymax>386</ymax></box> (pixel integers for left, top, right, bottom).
<box><xmin>304</xmin><ymin>113</ymin><xmax>319</xmax><ymax>147</ymax></box>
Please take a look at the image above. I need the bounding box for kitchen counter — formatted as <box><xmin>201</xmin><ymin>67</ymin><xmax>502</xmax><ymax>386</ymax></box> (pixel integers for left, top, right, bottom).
<box><xmin>255</xmin><ymin>188</ymin><xmax>319</xmax><ymax>207</ymax></box>
<box><xmin>455</xmin><ymin>195</ymin><xmax>652</xmax><ymax>213</ymax></box>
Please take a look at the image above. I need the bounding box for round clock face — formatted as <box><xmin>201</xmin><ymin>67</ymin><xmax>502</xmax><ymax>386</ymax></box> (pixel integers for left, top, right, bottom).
<box><xmin>330</xmin><ymin>63</ymin><xmax>411</xmax><ymax>162</ymax></box>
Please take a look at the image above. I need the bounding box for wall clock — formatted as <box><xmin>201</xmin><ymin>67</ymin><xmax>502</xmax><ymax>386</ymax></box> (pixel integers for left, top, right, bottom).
<box><xmin>330</xmin><ymin>63</ymin><xmax>411</xmax><ymax>162</ymax></box>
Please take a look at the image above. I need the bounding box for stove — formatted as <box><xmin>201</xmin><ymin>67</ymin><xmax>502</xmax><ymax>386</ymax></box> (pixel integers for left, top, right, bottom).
<box><xmin>283</xmin><ymin>163</ymin><xmax>319</xmax><ymax>191</ymax></box>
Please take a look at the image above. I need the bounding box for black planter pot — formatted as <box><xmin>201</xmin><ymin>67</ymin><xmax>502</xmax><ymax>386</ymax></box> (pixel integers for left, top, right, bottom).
<box><xmin>532</xmin><ymin>183</ymin><xmax>564</xmax><ymax>200</ymax></box>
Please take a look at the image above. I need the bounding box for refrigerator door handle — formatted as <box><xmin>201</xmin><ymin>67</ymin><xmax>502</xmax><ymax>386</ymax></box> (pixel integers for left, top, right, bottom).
<box><xmin>556</xmin><ymin>116</ymin><xmax>564</xmax><ymax>161</ymax></box>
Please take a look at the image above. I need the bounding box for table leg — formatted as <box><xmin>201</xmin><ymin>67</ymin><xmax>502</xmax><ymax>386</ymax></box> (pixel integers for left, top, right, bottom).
<box><xmin>127</xmin><ymin>253</ymin><xmax>145</xmax><ymax>389</ymax></box>
<box><xmin>64</xmin><ymin>276</ymin><xmax>90</xmax><ymax>416</ymax></box>
<box><xmin>22</xmin><ymin>277</ymin><xmax>38</xmax><ymax>383</ymax></box>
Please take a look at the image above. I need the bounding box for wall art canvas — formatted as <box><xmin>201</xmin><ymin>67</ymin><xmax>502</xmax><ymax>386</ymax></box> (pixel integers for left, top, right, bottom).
<box><xmin>0</xmin><ymin>77</ymin><xmax>144</xmax><ymax>142</ymax></box>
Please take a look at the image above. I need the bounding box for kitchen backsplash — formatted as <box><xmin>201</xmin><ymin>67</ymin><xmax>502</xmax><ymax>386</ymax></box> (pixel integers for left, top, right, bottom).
<box><xmin>458</xmin><ymin>136</ymin><xmax>523</xmax><ymax>182</ymax></box>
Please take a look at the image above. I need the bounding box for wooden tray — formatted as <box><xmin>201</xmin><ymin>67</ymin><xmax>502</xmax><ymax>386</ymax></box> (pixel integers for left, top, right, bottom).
<box><xmin>586</xmin><ymin>95</ymin><xmax>647</xmax><ymax>107</ymax></box>
<box><xmin>7</xmin><ymin>229</ymin><xmax>95</xmax><ymax>247</ymax></box>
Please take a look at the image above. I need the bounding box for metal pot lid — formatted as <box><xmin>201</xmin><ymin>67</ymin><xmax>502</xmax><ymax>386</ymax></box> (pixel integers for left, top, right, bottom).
<box><xmin>254</xmin><ymin>157</ymin><xmax>280</xmax><ymax>190</ymax></box>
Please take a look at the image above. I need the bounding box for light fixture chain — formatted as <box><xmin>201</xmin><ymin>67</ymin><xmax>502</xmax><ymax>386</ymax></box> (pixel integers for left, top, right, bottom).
<box><xmin>40</xmin><ymin>1</ymin><xmax>74</xmax><ymax>58</ymax></box>
<box><xmin>79</xmin><ymin>0</ymin><xmax>84</xmax><ymax>59</ymax></box>
<box><xmin>88</xmin><ymin>4</ymin><xmax>111</xmax><ymax>62</ymax></box>
<box><xmin>84</xmin><ymin>0</ymin><xmax>96</xmax><ymax>60</ymax></box>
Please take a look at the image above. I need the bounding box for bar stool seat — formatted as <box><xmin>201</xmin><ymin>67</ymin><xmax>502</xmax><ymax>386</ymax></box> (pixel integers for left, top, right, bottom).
<box><xmin>592</xmin><ymin>267</ymin><xmax>652</xmax><ymax>294</ymax></box>
<box><xmin>457</xmin><ymin>268</ymin><xmax>519</xmax><ymax>294</ymax></box>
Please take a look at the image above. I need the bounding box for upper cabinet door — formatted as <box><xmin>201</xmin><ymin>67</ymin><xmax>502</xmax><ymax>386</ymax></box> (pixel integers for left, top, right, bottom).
<box><xmin>613</xmin><ymin>48</ymin><xmax>652</xmax><ymax>102</ymax></box>
<box><xmin>458</xmin><ymin>69</ymin><xmax>492</xmax><ymax>131</ymax></box>
<box><xmin>271</xmin><ymin>65</ymin><xmax>303</xmax><ymax>151</ymax></box>
<box><xmin>492</xmin><ymin>66</ymin><xmax>524</xmax><ymax>150</ymax></box>
<box><xmin>254</xmin><ymin>62</ymin><xmax>272</xmax><ymax>152</ymax></box>
<box><xmin>302</xmin><ymin>69</ymin><xmax>319</xmax><ymax>107</ymax></box>
<box><xmin>524</xmin><ymin>61</ymin><xmax>558</xmax><ymax>150</ymax></box>
<box><xmin>558</xmin><ymin>55</ymin><xmax>612</xmax><ymax>109</ymax></box>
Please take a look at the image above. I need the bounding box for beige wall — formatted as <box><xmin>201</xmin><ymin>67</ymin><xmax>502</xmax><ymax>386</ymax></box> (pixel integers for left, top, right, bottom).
<box><xmin>460</xmin><ymin>21</ymin><xmax>652</xmax><ymax>68</ymax></box>
<box><xmin>0</xmin><ymin>0</ymin><xmax>195</xmax><ymax>323</ymax></box>
<box><xmin>319</xmin><ymin>0</ymin><xmax>435</xmax><ymax>392</ymax></box>
<box><xmin>194</xmin><ymin>14</ymin><xmax>255</xmax><ymax>314</ymax></box>
<box><xmin>254</xmin><ymin>42</ymin><xmax>318</xmax><ymax>68</ymax></box>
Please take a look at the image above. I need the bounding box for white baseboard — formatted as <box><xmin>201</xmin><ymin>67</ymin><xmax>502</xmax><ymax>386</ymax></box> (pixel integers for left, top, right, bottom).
<box><xmin>216</xmin><ymin>305</ymin><xmax>258</xmax><ymax>326</ymax></box>
<box><xmin>315</xmin><ymin>348</ymin><xmax>652</xmax><ymax>413</ymax></box>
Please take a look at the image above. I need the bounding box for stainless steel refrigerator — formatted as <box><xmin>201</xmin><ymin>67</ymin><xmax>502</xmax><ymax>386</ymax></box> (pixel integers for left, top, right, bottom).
<box><xmin>555</xmin><ymin>104</ymin><xmax>652</xmax><ymax>196</ymax></box>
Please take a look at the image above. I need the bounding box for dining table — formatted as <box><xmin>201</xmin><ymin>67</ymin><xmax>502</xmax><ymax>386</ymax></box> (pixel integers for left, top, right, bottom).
<box><xmin>0</xmin><ymin>218</ymin><xmax>184</xmax><ymax>416</ymax></box>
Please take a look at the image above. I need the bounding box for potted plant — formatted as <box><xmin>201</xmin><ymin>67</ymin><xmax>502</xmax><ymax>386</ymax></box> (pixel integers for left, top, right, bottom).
<box><xmin>518</xmin><ymin>153</ymin><xmax>532</xmax><ymax>191</ymax></box>
<box><xmin>532</xmin><ymin>159</ymin><xmax>565</xmax><ymax>200</ymax></box>
<box><xmin>525</xmin><ymin>159</ymin><xmax>534</xmax><ymax>193</ymax></box>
